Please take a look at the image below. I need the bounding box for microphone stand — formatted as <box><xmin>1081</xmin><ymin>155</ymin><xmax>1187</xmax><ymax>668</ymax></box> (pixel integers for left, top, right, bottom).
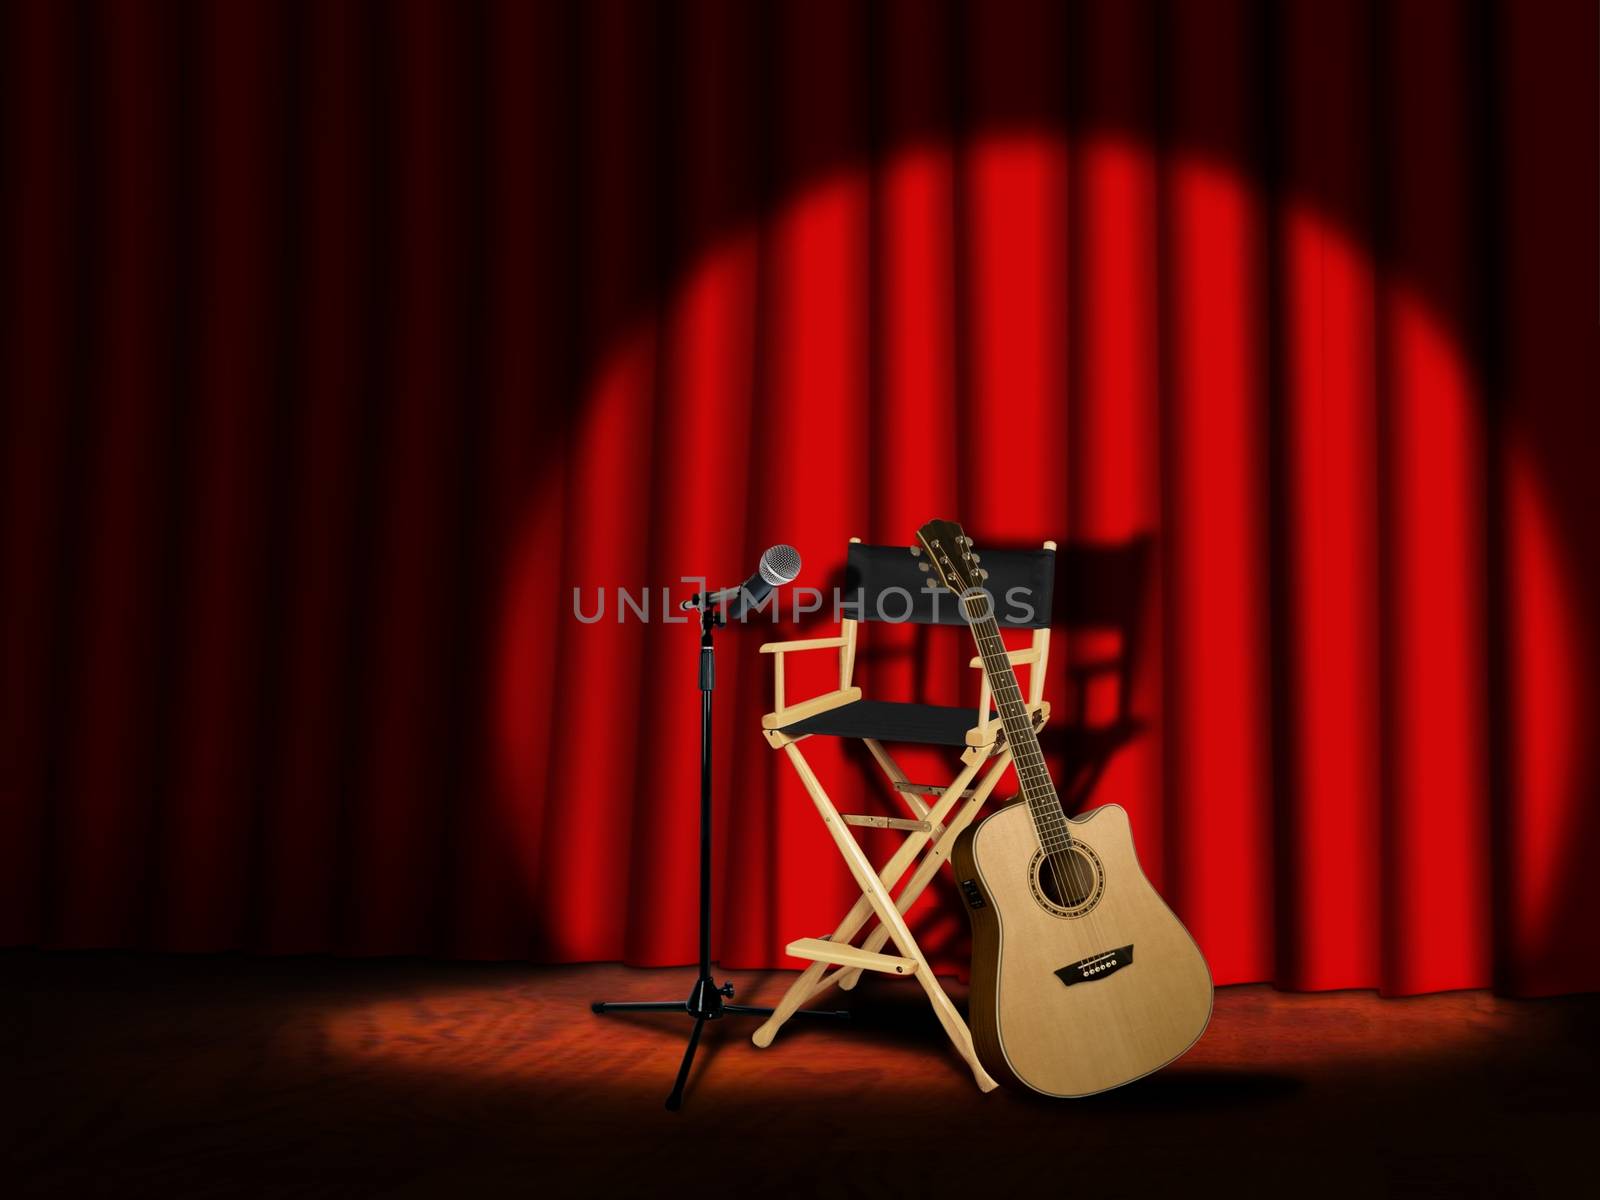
<box><xmin>591</xmin><ymin>597</ymin><xmax>849</xmax><ymax>1111</ymax></box>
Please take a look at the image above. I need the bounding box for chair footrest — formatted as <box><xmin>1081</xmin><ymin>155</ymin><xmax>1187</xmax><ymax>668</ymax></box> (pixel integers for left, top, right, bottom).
<box><xmin>894</xmin><ymin>781</ymin><xmax>976</xmax><ymax>799</ymax></box>
<box><xmin>842</xmin><ymin>814</ymin><xmax>932</xmax><ymax>832</ymax></box>
<box><xmin>786</xmin><ymin>937</ymin><xmax>918</xmax><ymax>976</ymax></box>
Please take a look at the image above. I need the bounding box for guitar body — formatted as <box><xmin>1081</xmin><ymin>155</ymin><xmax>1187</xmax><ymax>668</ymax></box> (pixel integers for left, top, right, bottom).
<box><xmin>953</xmin><ymin>800</ymin><xmax>1213</xmax><ymax>1097</ymax></box>
<box><xmin>912</xmin><ymin>515</ymin><xmax>1212</xmax><ymax>1096</ymax></box>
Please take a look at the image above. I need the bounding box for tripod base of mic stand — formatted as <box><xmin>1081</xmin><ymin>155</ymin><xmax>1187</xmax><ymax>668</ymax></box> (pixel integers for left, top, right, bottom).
<box><xmin>592</xmin><ymin>975</ymin><xmax>850</xmax><ymax>1110</ymax></box>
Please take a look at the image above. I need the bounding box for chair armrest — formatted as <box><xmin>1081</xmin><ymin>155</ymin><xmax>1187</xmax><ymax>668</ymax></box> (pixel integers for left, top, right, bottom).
<box><xmin>763</xmin><ymin>635</ymin><xmax>849</xmax><ymax>715</ymax></box>
<box><xmin>761</xmin><ymin>686</ymin><xmax>862</xmax><ymax>731</ymax></box>
<box><xmin>967</xmin><ymin>649</ymin><xmax>1040</xmax><ymax>669</ymax></box>
<box><xmin>962</xmin><ymin>698</ymin><xmax>1051</xmax><ymax>748</ymax></box>
<box><xmin>761</xmin><ymin>636</ymin><xmax>847</xmax><ymax>654</ymax></box>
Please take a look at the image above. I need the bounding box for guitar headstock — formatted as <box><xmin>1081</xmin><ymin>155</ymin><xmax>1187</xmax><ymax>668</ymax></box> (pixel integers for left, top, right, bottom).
<box><xmin>913</xmin><ymin>518</ymin><xmax>989</xmax><ymax>604</ymax></box>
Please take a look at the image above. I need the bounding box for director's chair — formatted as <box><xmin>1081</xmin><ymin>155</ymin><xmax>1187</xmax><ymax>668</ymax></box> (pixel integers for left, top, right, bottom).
<box><xmin>751</xmin><ymin>537</ymin><xmax>1056</xmax><ymax>1091</ymax></box>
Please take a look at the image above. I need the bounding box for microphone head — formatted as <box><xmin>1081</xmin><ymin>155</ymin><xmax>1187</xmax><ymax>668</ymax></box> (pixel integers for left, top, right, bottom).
<box><xmin>758</xmin><ymin>544</ymin><xmax>802</xmax><ymax>587</ymax></box>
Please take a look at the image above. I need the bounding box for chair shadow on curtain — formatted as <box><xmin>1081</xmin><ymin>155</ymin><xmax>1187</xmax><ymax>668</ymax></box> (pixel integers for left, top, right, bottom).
<box><xmin>1037</xmin><ymin>538</ymin><xmax>1153</xmax><ymax>820</ymax></box>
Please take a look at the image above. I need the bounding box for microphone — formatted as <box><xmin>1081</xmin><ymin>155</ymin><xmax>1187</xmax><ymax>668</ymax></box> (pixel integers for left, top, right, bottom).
<box><xmin>682</xmin><ymin>544</ymin><xmax>802</xmax><ymax>620</ymax></box>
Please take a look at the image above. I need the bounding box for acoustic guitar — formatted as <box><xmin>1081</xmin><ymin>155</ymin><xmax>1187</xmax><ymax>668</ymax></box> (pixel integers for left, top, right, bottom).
<box><xmin>914</xmin><ymin>518</ymin><xmax>1213</xmax><ymax>1097</ymax></box>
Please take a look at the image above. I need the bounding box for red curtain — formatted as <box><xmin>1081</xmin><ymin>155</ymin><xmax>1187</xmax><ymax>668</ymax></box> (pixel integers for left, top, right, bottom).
<box><xmin>2</xmin><ymin>0</ymin><xmax>1596</xmax><ymax>997</ymax></box>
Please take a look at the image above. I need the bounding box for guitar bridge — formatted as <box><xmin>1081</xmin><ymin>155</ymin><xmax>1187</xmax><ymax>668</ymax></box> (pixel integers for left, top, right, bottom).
<box><xmin>1055</xmin><ymin>944</ymin><xmax>1134</xmax><ymax>987</ymax></box>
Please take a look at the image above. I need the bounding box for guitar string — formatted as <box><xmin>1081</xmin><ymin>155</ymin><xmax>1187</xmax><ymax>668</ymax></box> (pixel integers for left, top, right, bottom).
<box><xmin>959</xmin><ymin>585</ymin><xmax>1090</xmax><ymax>929</ymax></box>
<box><xmin>960</xmin><ymin>569</ymin><xmax>1109</xmax><ymax>965</ymax></box>
<box><xmin>929</xmin><ymin>531</ymin><xmax>1103</xmax><ymax>953</ymax></box>
<box><xmin>963</xmin><ymin>592</ymin><xmax>1075</xmax><ymax>909</ymax></box>
<box><xmin>959</xmin><ymin>586</ymin><xmax>1049</xmax><ymax>895</ymax></box>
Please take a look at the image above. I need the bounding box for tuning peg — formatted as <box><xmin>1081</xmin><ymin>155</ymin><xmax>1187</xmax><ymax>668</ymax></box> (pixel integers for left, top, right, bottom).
<box><xmin>918</xmin><ymin>561</ymin><xmax>931</xmax><ymax>572</ymax></box>
<box><xmin>969</xmin><ymin>553</ymin><xmax>981</xmax><ymax>564</ymax></box>
<box><xmin>978</xmin><ymin>569</ymin><xmax>990</xmax><ymax>581</ymax></box>
<box><xmin>909</xmin><ymin>544</ymin><xmax>922</xmax><ymax>556</ymax></box>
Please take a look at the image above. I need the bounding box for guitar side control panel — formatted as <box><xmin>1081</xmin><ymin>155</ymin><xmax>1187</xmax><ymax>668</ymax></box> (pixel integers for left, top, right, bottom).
<box><xmin>960</xmin><ymin>879</ymin><xmax>987</xmax><ymax>909</ymax></box>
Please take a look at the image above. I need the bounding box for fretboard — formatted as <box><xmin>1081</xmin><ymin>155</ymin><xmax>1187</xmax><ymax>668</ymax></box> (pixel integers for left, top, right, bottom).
<box><xmin>964</xmin><ymin>603</ymin><xmax>1072</xmax><ymax>853</ymax></box>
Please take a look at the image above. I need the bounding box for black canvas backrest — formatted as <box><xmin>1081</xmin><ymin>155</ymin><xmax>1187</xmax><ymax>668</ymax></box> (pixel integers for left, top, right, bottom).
<box><xmin>842</xmin><ymin>542</ymin><xmax>1055</xmax><ymax>628</ymax></box>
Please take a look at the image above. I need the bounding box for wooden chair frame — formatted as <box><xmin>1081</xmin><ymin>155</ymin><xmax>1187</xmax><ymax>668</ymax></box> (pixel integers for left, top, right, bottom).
<box><xmin>752</xmin><ymin>538</ymin><xmax>1056</xmax><ymax>1091</ymax></box>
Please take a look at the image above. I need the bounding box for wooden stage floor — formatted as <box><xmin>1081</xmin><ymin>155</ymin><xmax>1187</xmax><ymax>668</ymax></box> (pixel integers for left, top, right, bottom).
<box><xmin>9</xmin><ymin>953</ymin><xmax>1597</xmax><ymax>1197</ymax></box>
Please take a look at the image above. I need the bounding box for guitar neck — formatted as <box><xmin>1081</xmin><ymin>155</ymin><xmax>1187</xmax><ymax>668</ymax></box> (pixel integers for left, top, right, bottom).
<box><xmin>966</xmin><ymin>609</ymin><xmax>1073</xmax><ymax>852</ymax></box>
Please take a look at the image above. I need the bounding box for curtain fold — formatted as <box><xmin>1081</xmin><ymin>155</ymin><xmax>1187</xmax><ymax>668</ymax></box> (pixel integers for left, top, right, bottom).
<box><xmin>1</xmin><ymin>0</ymin><xmax>1595</xmax><ymax>996</ymax></box>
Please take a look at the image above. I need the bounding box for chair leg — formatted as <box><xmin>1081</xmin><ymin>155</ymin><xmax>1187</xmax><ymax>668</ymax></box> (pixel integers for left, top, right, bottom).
<box><xmin>779</xmin><ymin>742</ymin><xmax>998</xmax><ymax>1093</ymax></box>
<box><xmin>863</xmin><ymin>740</ymin><xmax>934</xmax><ymax>826</ymax></box>
<box><xmin>752</xmin><ymin>871</ymin><xmax>928</xmax><ymax>1044</ymax></box>
<box><xmin>835</xmin><ymin>747</ymin><xmax>988</xmax><ymax>993</ymax></box>
<box><xmin>837</xmin><ymin>749</ymin><xmax>1014</xmax><ymax>991</ymax></box>
<box><xmin>752</xmin><ymin>748</ymin><xmax>991</xmax><ymax>1043</ymax></box>
<box><xmin>751</xmin><ymin>957</ymin><xmax>833</xmax><ymax>1048</ymax></box>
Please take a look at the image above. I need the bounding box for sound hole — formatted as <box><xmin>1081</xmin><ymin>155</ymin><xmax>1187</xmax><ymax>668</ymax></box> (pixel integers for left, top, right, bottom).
<box><xmin>1030</xmin><ymin>842</ymin><xmax>1104</xmax><ymax>917</ymax></box>
<box><xmin>1038</xmin><ymin>847</ymin><xmax>1096</xmax><ymax>906</ymax></box>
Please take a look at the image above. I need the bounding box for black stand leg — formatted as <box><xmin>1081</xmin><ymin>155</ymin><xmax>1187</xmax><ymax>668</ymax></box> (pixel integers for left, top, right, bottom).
<box><xmin>665</xmin><ymin>1017</ymin><xmax>705</xmax><ymax>1112</ymax></box>
<box><xmin>592</xmin><ymin>604</ymin><xmax>849</xmax><ymax>1110</ymax></box>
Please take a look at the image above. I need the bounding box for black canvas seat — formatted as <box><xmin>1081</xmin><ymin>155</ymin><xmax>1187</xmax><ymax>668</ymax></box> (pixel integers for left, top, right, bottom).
<box><xmin>778</xmin><ymin>698</ymin><xmax>992</xmax><ymax>746</ymax></box>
